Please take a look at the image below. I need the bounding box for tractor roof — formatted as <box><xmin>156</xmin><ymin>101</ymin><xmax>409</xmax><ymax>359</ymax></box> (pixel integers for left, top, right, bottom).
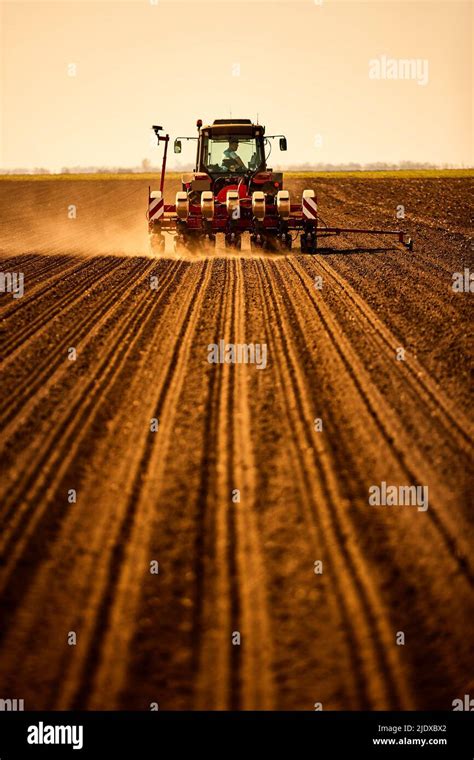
<box><xmin>213</xmin><ymin>119</ymin><xmax>252</xmax><ymax>125</ymax></box>
<box><xmin>203</xmin><ymin>119</ymin><xmax>265</xmax><ymax>136</ymax></box>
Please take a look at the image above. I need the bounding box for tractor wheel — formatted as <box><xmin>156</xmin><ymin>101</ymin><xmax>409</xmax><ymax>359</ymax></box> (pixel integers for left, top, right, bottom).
<box><xmin>225</xmin><ymin>232</ymin><xmax>241</xmax><ymax>250</ymax></box>
<box><xmin>150</xmin><ymin>233</ymin><xmax>165</xmax><ymax>254</ymax></box>
<box><xmin>174</xmin><ymin>233</ymin><xmax>203</xmax><ymax>253</ymax></box>
<box><xmin>174</xmin><ymin>234</ymin><xmax>199</xmax><ymax>253</ymax></box>
<box><xmin>301</xmin><ymin>232</ymin><xmax>317</xmax><ymax>254</ymax></box>
<box><xmin>278</xmin><ymin>233</ymin><xmax>292</xmax><ymax>252</ymax></box>
<box><xmin>262</xmin><ymin>235</ymin><xmax>280</xmax><ymax>252</ymax></box>
<box><xmin>202</xmin><ymin>234</ymin><xmax>216</xmax><ymax>253</ymax></box>
<box><xmin>250</xmin><ymin>233</ymin><xmax>265</xmax><ymax>252</ymax></box>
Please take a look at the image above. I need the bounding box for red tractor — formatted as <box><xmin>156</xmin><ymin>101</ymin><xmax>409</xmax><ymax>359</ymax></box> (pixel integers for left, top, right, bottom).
<box><xmin>148</xmin><ymin>118</ymin><xmax>413</xmax><ymax>254</ymax></box>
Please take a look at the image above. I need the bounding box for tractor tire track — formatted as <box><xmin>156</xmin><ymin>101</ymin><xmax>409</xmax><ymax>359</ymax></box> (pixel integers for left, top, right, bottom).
<box><xmin>1</xmin><ymin>256</ymin><xmax>127</xmax><ymax>362</ymax></box>
<box><xmin>194</xmin><ymin>260</ymin><xmax>274</xmax><ymax>709</ymax></box>
<box><xmin>256</xmin><ymin>258</ymin><xmax>414</xmax><ymax>710</ymax></box>
<box><xmin>0</xmin><ymin>256</ymin><xmax>154</xmax><ymax>434</ymax></box>
<box><xmin>289</xmin><ymin>257</ymin><xmax>473</xmax><ymax>581</ymax></box>
<box><xmin>68</xmin><ymin>260</ymin><xmax>215</xmax><ymax>710</ymax></box>
<box><xmin>0</xmin><ymin>255</ymin><xmax>96</xmax><ymax>319</ymax></box>
<box><xmin>0</xmin><ymin>259</ymin><xmax>202</xmax><ymax>708</ymax></box>
<box><xmin>231</xmin><ymin>260</ymin><xmax>274</xmax><ymax>709</ymax></box>
<box><xmin>0</xmin><ymin>261</ymin><xmax>184</xmax><ymax>578</ymax></box>
<box><xmin>193</xmin><ymin>259</ymin><xmax>239</xmax><ymax>709</ymax></box>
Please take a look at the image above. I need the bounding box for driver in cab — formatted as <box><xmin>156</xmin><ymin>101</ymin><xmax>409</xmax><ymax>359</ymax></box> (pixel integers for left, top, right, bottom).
<box><xmin>222</xmin><ymin>139</ymin><xmax>246</xmax><ymax>171</ymax></box>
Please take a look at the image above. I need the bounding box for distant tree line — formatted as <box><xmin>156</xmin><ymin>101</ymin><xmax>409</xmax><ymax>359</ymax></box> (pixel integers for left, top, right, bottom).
<box><xmin>272</xmin><ymin>161</ymin><xmax>471</xmax><ymax>171</ymax></box>
<box><xmin>0</xmin><ymin>160</ymin><xmax>471</xmax><ymax>174</ymax></box>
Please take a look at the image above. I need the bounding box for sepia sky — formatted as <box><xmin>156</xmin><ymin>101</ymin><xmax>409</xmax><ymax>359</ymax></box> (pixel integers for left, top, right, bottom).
<box><xmin>0</xmin><ymin>0</ymin><xmax>472</xmax><ymax>170</ymax></box>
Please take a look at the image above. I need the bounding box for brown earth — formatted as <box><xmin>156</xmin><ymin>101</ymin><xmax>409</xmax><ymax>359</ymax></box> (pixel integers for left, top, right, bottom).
<box><xmin>0</xmin><ymin>176</ymin><xmax>473</xmax><ymax>710</ymax></box>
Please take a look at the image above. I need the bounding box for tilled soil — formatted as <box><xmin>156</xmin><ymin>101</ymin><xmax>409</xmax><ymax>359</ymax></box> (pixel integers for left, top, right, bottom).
<box><xmin>0</xmin><ymin>176</ymin><xmax>472</xmax><ymax>710</ymax></box>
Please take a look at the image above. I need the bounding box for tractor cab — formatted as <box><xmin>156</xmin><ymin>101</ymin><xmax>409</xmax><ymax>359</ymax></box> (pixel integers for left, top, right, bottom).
<box><xmin>174</xmin><ymin>119</ymin><xmax>286</xmax><ymax>202</ymax></box>
<box><xmin>198</xmin><ymin>119</ymin><xmax>265</xmax><ymax>177</ymax></box>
